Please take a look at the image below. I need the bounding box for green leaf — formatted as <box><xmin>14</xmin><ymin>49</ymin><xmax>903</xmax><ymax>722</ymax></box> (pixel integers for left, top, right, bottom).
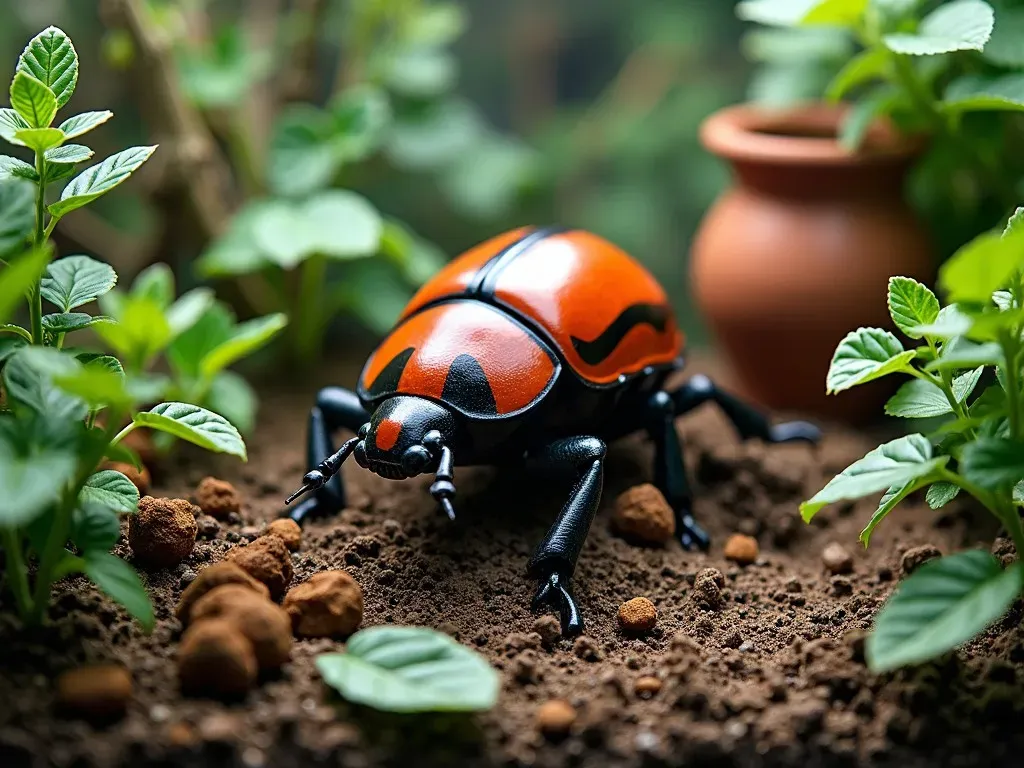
<box><xmin>305</xmin><ymin>191</ymin><xmax>383</xmax><ymax>259</ymax></box>
<box><xmin>49</xmin><ymin>146</ymin><xmax>157</xmax><ymax>219</ymax></box>
<box><xmin>53</xmin><ymin>366</ymin><xmax>131</xmax><ymax>409</ymax></box>
<box><xmin>10</xmin><ymin>72</ymin><xmax>57</xmax><ymax>129</ymax></box>
<box><xmin>94</xmin><ymin>295</ymin><xmax>171</xmax><ymax>368</ymax></box>
<box><xmin>41</xmin><ymin>254</ymin><xmax>117</xmax><ymax>312</ymax></box>
<box><xmin>867</xmin><ymin>552</ymin><xmax>1023</xmax><ymax>672</ymax></box>
<box><xmin>316</xmin><ymin>626</ymin><xmax>499</xmax><ymax>712</ymax></box>
<box><xmin>838</xmin><ymin>87</ymin><xmax>899</xmax><ymax>151</ymax></box>
<box><xmin>408</xmin><ymin>3</ymin><xmax>467</xmax><ymax>45</ymax></box>
<box><xmin>44</xmin><ymin>143</ymin><xmax>93</xmax><ymax>164</ymax></box>
<box><xmin>0</xmin><ymin>324</ymin><xmax>31</xmax><ymax>342</ymax></box>
<box><xmin>2</xmin><ymin>345</ymin><xmax>86</xmax><ymax>420</ymax></box>
<box><xmin>802</xmin><ymin>0</ymin><xmax>869</xmax><ymax>25</ymax></box>
<box><xmin>826</xmin><ymin>327</ymin><xmax>916</xmax><ymax>394</ymax></box>
<box><xmin>1014</xmin><ymin>480</ymin><xmax>1023</xmax><ymax>506</ymax></box>
<box><xmin>77</xmin><ymin>353</ymin><xmax>125</xmax><ymax>376</ymax></box>
<box><xmin>801</xmin><ymin>434</ymin><xmax>948</xmax><ymax>521</ymax></box>
<box><xmin>960</xmin><ymin>438</ymin><xmax>1024</xmax><ymax>489</ymax></box>
<box><xmin>943</xmin><ymin>73</ymin><xmax>1024</xmax><ymax>112</ymax></box>
<box><xmin>384</xmin><ymin>49</ymin><xmax>457</xmax><ymax>98</ymax></box>
<box><xmin>737</xmin><ymin>0</ymin><xmax>868</xmax><ymax>26</ymax></box>
<box><xmin>0</xmin><ymin>336</ymin><xmax>27</xmax><ymax>362</ymax></box>
<box><xmin>939</xmin><ymin>230</ymin><xmax>1024</xmax><ymax>304</ymax></box>
<box><xmin>133</xmin><ymin>402</ymin><xmax>246</xmax><ymax>460</ymax></box>
<box><xmin>166</xmin><ymin>302</ymin><xmax>234</xmax><ymax>378</ymax></box>
<box><xmin>910</xmin><ymin>304</ymin><xmax>973</xmax><ymax>339</ymax></box>
<box><xmin>178</xmin><ymin>25</ymin><xmax>271</xmax><ymax>108</ymax></box>
<box><xmin>80</xmin><ymin>470</ymin><xmax>140</xmax><ymax>514</ymax></box>
<box><xmin>166</xmin><ymin>288</ymin><xmax>215</xmax><ymax>337</ymax></box>
<box><xmin>983</xmin><ymin>4</ymin><xmax>1024</xmax><ymax>66</ymax></box>
<box><xmin>41</xmin><ymin>312</ymin><xmax>112</xmax><ymax>333</ymax></box>
<box><xmin>200</xmin><ymin>313</ymin><xmax>287</xmax><ymax>379</ymax></box>
<box><xmin>887</xmin><ymin>277</ymin><xmax>939</xmax><ymax>338</ymax></box>
<box><xmin>83</xmin><ymin>551</ymin><xmax>154</xmax><ymax>631</ymax></box>
<box><xmin>992</xmin><ymin>290</ymin><xmax>1015</xmax><ymax>310</ymax></box>
<box><xmin>14</xmin><ymin>127</ymin><xmax>64</xmax><ymax>152</ymax></box>
<box><xmin>206</xmin><ymin>370</ymin><xmax>258</xmax><ymax>435</ymax></box>
<box><xmin>925</xmin><ymin>338</ymin><xmax>1003</xmax><ymax>370</ymax></box>
<box><xmin>194</xmin><ymin>203</ymin><xmax>274</xmax><ymax>277</ymax></box>
<box><xmin>386</xmin><ymin>99</ymin><xmax>483</xmax><ymax>171</ymax></box>
<box><xmin>58</xmin><ymin>111</ymin><xmax>112</xmax><ymax>140</ymax></box>
<box><xmin>0</xmin><ymin>155</ymin><xmax>37</xmax><ymax>181</ymax></box>
<box><xmin>884</xmin><ymin>0</ymin><xmax>994</xmax><ymax>55</ymax></box>
<box><xmin>0</xmin><ymin>108</ymin><xmax>30</xmax><ymax>144</ymax></box>
<box><xmin>130</xmin><ymin>263</ymin><xmax>174</xmax><ymax>308</ymax></box>
<box><xmin>0</xmin><ymin>178</ymin><xmax>35</xmax><ymax>256</ymax></box>
<box><xmin>17</xmin><ymin>26</ymin><xmax>78</xmax><ymax>108</ymax></box>
<box><xmin>826</xmin><ymin>48</ymin><xmax>888</xmax><ymax>102</ymax></box>
<box><xmin>884</xmin><ymin>367</ymin><xmax>982</xmax><ymax>418</ymax></box>
<box><xmin>860</xmin><ymin>477</ymin><xmax>933</xmax><ymax>546</ymax></box>
<box><xmin>926</xmin><ymin>481</ymin><xmax>960</xmax><ymax>509</ymax></box>
<box><xmin>0</xmin><ymin>434</ymin><xmax>77</xmax><ymax>526</ymax></box>
<box><xmin>71</xmin><ymin>501</ymin><xmax>122</xmax><ymax>553</ymax></box>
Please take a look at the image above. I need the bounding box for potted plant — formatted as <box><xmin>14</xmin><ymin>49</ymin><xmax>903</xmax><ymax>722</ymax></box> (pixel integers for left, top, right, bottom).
<box><xmin>691</xmin><ymin>0</ymin><xmax>1024</xmax><ymax>422</ymax></box>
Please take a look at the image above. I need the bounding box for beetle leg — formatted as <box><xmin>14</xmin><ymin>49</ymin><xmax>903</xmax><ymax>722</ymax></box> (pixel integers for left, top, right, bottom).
<box><xmin>429</xmin><ymin>444</ymin><xmax>457</xmax><ymax>521</ymax></box>
<box><xmin>285</xmin><ymin>387</ymin><xmax>371</xmax><ymax>524</ymax></box>
<box><xmin>525</xmin><ymin>435</ymin><xmax>606</xmax><ymax>637</ymax></box>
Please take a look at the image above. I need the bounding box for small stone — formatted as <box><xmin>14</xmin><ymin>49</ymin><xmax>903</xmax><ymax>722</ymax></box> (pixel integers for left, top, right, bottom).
<box><xmin>225</xmin><ymin>535</ymin><xmax>294</xmax><ymax>598</ymax></box>
<box><xmin>149</xmin><ymin>704</ymin><xmax>172</xmax><ymax>723</ymax></box>
<box><xmin>634</xmin><ymin>676</ymin><xmax>662</xmax><ymax>698</ymax></box>
<box><xmin>822</xmin><ymin>542</ymin><xmax>854</xmax><ymax>575</ymax></box>
<box><xmin>573</xmin><ymin>635</ymin><xmax>603</xmax><ymax>661</ymax></box>
<box><xmin>190</xmin><ymin>585</ymin><xmax>292</xmax><ymax>669</ymax></box>
<box><xmin>128</xmin><ymin>497</ymin><xmax>198</xmax><ymax>569</ymax></box>
<box><xmin>176</xmin><ymin>562</ymin><xmax>270</xmax><ymax>623</ymax></box>
<box><xmin>198</xmin><ymin>712</ymin><xmax>243</xmax><ymax>743</ymax></box>
<box><xmin>194</xmin><ymin>477</ymin><xmax>242</xmax><ymax>520</ymax></box>
<box><xmin>178</xmin><ymin>569</ymin><xmax>197</xmax><ymax>588</ymax></box>
<box><xmin>264</xmin><ymin>519</ymin><xmax>302</xmax><ymax>551</ymax></box>
<box><xmin>196</xmin><ymin>515</ymin><xmax>220</xmax><ymax>540</ymax></box>
<box><xmin>166</xmin><ymin>722</ymin><xmax>196</xmax><ymax>747</ymax></box>
<box><xmin>618</xmin><ymin>597</ymin><xmax>657</xmax><ymax>634</ymax></box>
<box><xmin>536</xmin><ymin>700</ymin><xmax>576</xmax><ymax>737</ymax></box>
<box><xmin>901</xmin><ymin>545</ymin><xmax>942</xmax><ymax>576</ymax></box>
<box><xmin>611</xmin><ymin>484</ymin><xmax>675</xmax><ymax>544</ymax></box>
<box><xmin>56</xmin><ymin>665</ymin><xmax>132</xmax><ymax>719</ymax></box>
<box><xmin>738</xmin><ymin>641</ymin><xmax>755</xmax><ymax>653</ymax></box>
<box><xmin>723</xmin><ymin>534</ymin><xmax>759</xmax><ymax>565</ymax></box>
<box><xmin>532</xmin><ymin>615</ymin><xmax>561</xmax><ymax>646</ymax></box>
<box><xmin>694</xmin><ymin>568</ymin><xmax>725</xmax><ymax>609</ymax></box>
<box><xmin>101</xmin><ymin>461</ymin><xmax>151</xmax><ymax>496</ymax></box>
<box><xmin>178</xmin><ymin>619</ymin><xmax>257</xmax><ymax>698</ymax></box>
<box><xmin>283</xmin><ymin>570</ymin><xmax>363</xmax><ymax>637</ymax></box>
<box><xmin>635</xmin><ymin>731</ymin><xmax>660</xmax><ymax>752</ymax></box>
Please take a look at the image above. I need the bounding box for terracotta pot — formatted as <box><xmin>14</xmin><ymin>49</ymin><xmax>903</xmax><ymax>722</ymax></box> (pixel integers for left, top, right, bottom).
<box><xmin>691</xmin><ymin>103</ymin><xmax>935</xmax><ymax>423</ymax></box>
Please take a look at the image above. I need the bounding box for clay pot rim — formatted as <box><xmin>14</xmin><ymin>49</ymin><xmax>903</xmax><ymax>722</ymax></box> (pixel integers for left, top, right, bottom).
<box><xmin>700</xmin><ymin>103</ymin><xmax>924</xmax><ymax>167</ymax></box>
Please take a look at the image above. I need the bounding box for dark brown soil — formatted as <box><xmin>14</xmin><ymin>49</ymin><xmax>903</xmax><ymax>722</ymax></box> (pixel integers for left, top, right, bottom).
<box><xmin>2</xmin><ymin>360</ymin><xmax>1023</xmax><ymax>768</ymax></box>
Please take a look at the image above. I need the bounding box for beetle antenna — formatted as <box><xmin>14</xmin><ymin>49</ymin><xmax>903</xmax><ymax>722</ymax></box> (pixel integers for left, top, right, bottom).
<box><xmin>285</xmin><ymin>436</ymin><xmax>360</xmax><ymax>505</ymax></box>
<box><xmin>429</xmin><ymin>445</ymin><xmax>456</xmax><ymax>521</ymax></box>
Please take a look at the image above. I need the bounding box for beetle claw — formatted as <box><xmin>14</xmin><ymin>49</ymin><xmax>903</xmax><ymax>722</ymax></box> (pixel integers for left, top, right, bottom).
<box><xmin>768</xmin><ymin>420</ymin><xmax>821</xmax><ymax>444</ymax></box>
<box><xmin>532</xmin><ymin>571</ymin><xmax>583</xmax><ymax>636</ymax></box>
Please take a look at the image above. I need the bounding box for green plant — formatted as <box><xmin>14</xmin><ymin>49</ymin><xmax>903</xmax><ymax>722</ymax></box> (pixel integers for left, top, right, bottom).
<box><xmin>316</xmin><ymin>626</ymin><xmax>500</xmax><ymax>712</ymax></box>
<box><xmin>737</xmin><ymin>0</ymin><xmax>1024</xmax><ymax>257</ymax></box>
<box><xmin>802</xmin><ymin>209</ymin><xmax>1024</xmax><ymax>671</ymax></box>
<box><xmin>0</xmin><ymin>27</ymin><xmax>248</xmax><ymax>628</ymax></box>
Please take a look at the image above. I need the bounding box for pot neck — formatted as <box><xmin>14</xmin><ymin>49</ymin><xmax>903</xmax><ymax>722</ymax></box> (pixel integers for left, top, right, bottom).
<box><xmin>729</xmin><ymin>157</ymin><xmax>914</xmax><ymax>200</ymax></box>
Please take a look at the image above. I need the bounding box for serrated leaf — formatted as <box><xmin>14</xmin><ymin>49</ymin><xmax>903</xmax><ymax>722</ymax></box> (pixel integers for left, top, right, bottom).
<box><xmin>0</xmin><ymin>108</ymin><xmax>30</xmax><ymax>144</ymax></box>
<box><xmin>801</xmin><ymin>434</ymin><xmax>948</xmax><ymax>521</ymax></box>
<box><xmin>41</xmin><ymin>254</ymin><xmax>117</xmax><ymax>312</ymax></box>
<box><xmin>939</xmin><ymin>229</ymin><xmax>1024</xmax><ymax>304</ymax></box>
<box><xmin>2</xmin><ymin>345</ymin><xmax>86</xmax><ymax>420</ymax></box>
<box><xmin>41</xmin><ymin>312</ymin><xmax>112</xmax><ymax>333</ymax></box>
<box><xmin>58</xmin><ymin>111</ymin><xmax>112</xmax><ymax>139</ymax></box>
<box><xmin>44</xmin><ymin>143</ymin><xmax>93</xmax><ymax>164</ymax></box>
<box><xmin>887</xmin><ymin>277</ymin><xmax>939</xmax><ymax>338</ymax></box>
<box><xmin>49</xmin><ymin>146</ymin><xmax>157</xmax><ymax>219</ymax></box>
<box><xmin>867</xmin><ymin>552</ymin><xmax>1023</xmax><ymax>672</ymax></box>
<box><xmin>0</xmin><ymin>439</ymin><xmax>77</xmax><ymax>526</ymax></box>
<box><xmin>17</xmin><ymin>26</ymin><xmax>78</xmax><ymax>108</ymax></box>
<box><xmin>884</xmin><ymin>0</ymin><xmax>994</xmax><ymax>55</ymax></box>
<box><xmin>10</xmin><ymin>72</ymin><xmax>57</xmax><ymax>129</ymax></box>
<box><xmin>860</xmin><ymin>477</ymin><xmax>933</xmax><ymax>546</ymax></box>
<box><xmin>206</xmin><ymin>370</ymin><xmax>257</xmax><ymax>435</ymax></box>
<box><xmin>0</xmin><ymin>178</ymin><xmax>35</xmax><ymax>256</ymax></box>
<box><xmin>884</xmin><ymin>367</ymin><xmax>982</xmax><ymax>418</ymax></box>
<box><xmin>79</xmin><ymin>470</ymin><xmax>139</xmax><ymax>514</ymax></box>
<box><xmin>71</xmin><ymin>501</ymin><xmax>122</xmax><ymax>553</ymax></box>
<box><xmin>926</xmin><ymin>481</ymin><xmax>960</xmax><ymax>509</ymax></box>
<box><xmin>826</xmin><ymin>327</ymin><xmax>915</xmax><ymax>393</ymax></box>
<box><xmin>960</xmin><ymin>438</ymin><xmax>1024</xmax><ymax>489</ymax></box>
<box><xmin>200</xmin><ymin>313</ymin><xmax>287</xmax><ymax>379</ymax></box>
<box><xmin>132</xmin><ymin>402</ymin><xmax>246</xmax><ymax>459</ymax></box>
<box><xmin>13</xmin><ymin>127</ymin><xmax>64</xmax><ymax>152</ymax></box>
<box><xmin>943</xmin><ymin>73</ymin><xmax>1024</xmax><ymax>112</ymax></box>
<box><xmin>83</xmin><ymin>551</ymin><xmax>154</xmax><ymax>631</ymax></box>
<box><xmin>0</xmin><ymin>155</ymin><xmax>37</xmax><ymax>181</ymax></box>
<box><xmin>316</xmin><ymin>626</ymin><xmax>499</xmax><ymax>712</ymax></box>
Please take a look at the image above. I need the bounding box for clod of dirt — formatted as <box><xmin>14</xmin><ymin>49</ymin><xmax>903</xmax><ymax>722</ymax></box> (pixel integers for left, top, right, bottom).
<box><xmin>101</xmin><ymin>461</ymin><xmax>151</xmax><ymax>495</ymax></box>
<box><xmin>822</xmin><ymin>542</ymin><xmax>854</xmax><ymax>574</ymax></box>
<box><xmin>618</xmin><ymin>597</ymin><xmax>657</xmax><ymax>634</ymax></box>
<box><xmin>723</xmin><ymin>534</ymin><xmax>759</xmax><ymax>565</ymax></box>
<box><xmin>694</xmin><ymin>567</ymin><xmax>725</xmax><ymax>609</ymax></box>
<box><xmin>536</xmin><ymin>699</ymin><xmax>576</xmax><ymax>738</ymax></box>
<box><xmin>178</xmin><ymin>619</ymin><xmax>257</xmax><ymax>698</ymax></box>
<box><xmin>176</xmin><ymin>562</ymin><xmax>271</xmax><ymax>623</ymax></box>
<box><xmin>611</xmin><ymin>484</ymin><xmax>675</xmax><ymax>544</ymax></box>
<box><xmin>225</xmin><ymin>535</ymin><xmax>294</xmax><ymax>598</ymax></box>
<box><xmin>634</xmin><ymin>676</ymin><xmax>662</xmax><ymax>698</ymax></box>
<box><xmin>573</xmin><ymin>636</ymin><xmax>603</xmax><ymax>661</ymax></box>
<box><xmin>194</xmin><ymin>477</ymin><xmax>243</xmax><ymax>520</ymax></box>
<box><xmin>264</xmin><ymin>518</ymin><xmax>302</xmax><ymax>551</ymax></box>
<box><xmin>55</xmin><ymin>665</ymin><xmax>132</xmax><ymax>720</ymax></box>
<box><xmin>901</xmin><ymin>544</ymin><xmax>942</xmax><ymax>575</ymax></box>
<box><xmin>282</xmin><ymin>570</ymin><xmax>363</xmax><ymax>637</ymax></box>
<box><xmin>190</xmin><ymin>585</ymin><xmax>293</xmax><ymax>669</ymax></box>
<box><xmin>128</xmin><ymin>497</ymin><xmax>199</xmax><ymax>569</ymax></box>
<box><xmin>532</xmin><ymin>615</ymin><xmax>561</xmax><ymax>647</ymax></box>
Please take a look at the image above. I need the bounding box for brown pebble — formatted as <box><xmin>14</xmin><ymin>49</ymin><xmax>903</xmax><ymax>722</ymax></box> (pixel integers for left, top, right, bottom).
<box><xmin>56</xmin><ymin>665</ymin><xmax>132</xmax><ymax>719</ymax></box>
<box><xmin>612</xmin><ymin>484</ymin><xmax>675</xmax><ymax>544</ymax></box>
<box><xmin>901</xmin><ymin>544</ymin><xmax>942</xmax><ymax>576</ymax></box>
<box><xmin>283</xmin><ymin>570</ymin><xmax>363</xmax><ymax>637</ymax></box>
<box><xmin>178</xmin><ymin>619</ymin><xmax>257</xmax><ymax>697</ymax></box>
<box><xmin>190</xmin><ymin>585</ymin><xmax>292</xmax><ymax>668</ymax></box>
<box><xmin>635</xmin><ymin>676</ymin><xmax>662</xmax><ymax>698</ymax></box>
<box><xmin>194</xmin><ymin>477</ymin><xmax>242</xmax><ymax>520</ymax></box>
<box><xmin>723</xmin><ymin>534</ymin><xmax>759</xmax><ymax>565</ymax></box>
<box><xmin>822</xmin><ymin>542</ymin><xmax>854</xmax><ymax>575</ymax></box>
<box><xmin>166</xmin><ymin>721</ymin><xmax>196</xmax><ymax>747</ymax></box>
<box><xmin>536</xmin><ymin>699</ymin><xmax>576</xmax><ymax>737</ymax></box>
<box><xmin>694</xmin><ymin>567</ymin><xmax>725</xmax><ymax>609</ymax></box>
<box><xmin>264</xmin><ymin>518</ymin><xmax>302</xmax><ymax>551</ymax></box>
<box><xmin>128</xmin><ymin>497</ymin><xmax>198</xmax><ymax>569</ymax></box>
<box><xmin>176</xmin><ymin>562</ymin><xmax>270</xmax><ymax>623</ymax></box>
<box><xmin>101</xmin><ymin>461</ymin><xmax>151</xmax><ymax>496</ymax></box>
<box><xmin>532</xmin><ymin>615</ymin><xmax>561</xmax><ymax>646</ymax></box>
<box><xmin>225</xmin><ymin>535</ymin><xmax>293</xmax><ymax>598</ymax></box>
<box><xmin>618</xmin><ymin>597</ymin><xmax>657</xmax><ymax>634</ymax></box>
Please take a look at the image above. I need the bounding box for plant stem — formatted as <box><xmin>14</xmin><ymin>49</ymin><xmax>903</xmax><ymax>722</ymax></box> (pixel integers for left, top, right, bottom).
<box><xmin>111</xmin><ymin>422</ymin><xmax>137</xmax><ymax>446</ymax></box>
<box><xmin>1000</xmin><ymin>331</ymin><xmax>1022</xmax><ymax>440</ymax></box>
<box><xmin>293</xmin><ymin>255</ymin><xmax>327</xmax><ymax>364</ymax></box>
<box><xmin>942</xmin><ymin>468</ymin><xmax>1024</xmax><ymax>555</ymax></box>
<box><xmin>2</xmin><ymin>527</ymin><xmax>33</xmax><ymax>619</ymax></box>
<box><xmin>27</xmin><ymin>151</ymin><xmax>47</xmax><ymax>345</ymax></box>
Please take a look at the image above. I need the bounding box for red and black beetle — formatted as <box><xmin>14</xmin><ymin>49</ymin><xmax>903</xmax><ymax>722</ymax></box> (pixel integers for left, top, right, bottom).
<box><xmin>285</xmin><ymin>227</ymin><xmax>818</xmax><ymax>634</ymax></box>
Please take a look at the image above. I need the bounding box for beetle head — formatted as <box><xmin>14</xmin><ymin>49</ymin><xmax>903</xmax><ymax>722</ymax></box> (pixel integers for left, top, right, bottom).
<box><xmin>354</xmin><ymin>396</ymin><xmax>455</xmax><ymax>479</ymax></box>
